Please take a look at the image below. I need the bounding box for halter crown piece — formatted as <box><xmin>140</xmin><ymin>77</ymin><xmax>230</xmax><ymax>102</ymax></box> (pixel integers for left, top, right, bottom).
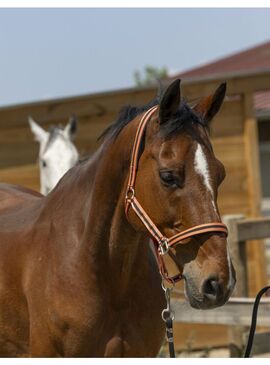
<box><xmin>125</xmin><ymin>105</ymin><xmax>228</xmax><ymax>284</ymax></box>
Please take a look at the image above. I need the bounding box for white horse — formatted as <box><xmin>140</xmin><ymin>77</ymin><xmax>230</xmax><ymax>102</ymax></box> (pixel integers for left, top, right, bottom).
<box><xmin>29</xmin><ymin>116</ymin><xmax>79</xmax><ymax>195</ymax></box>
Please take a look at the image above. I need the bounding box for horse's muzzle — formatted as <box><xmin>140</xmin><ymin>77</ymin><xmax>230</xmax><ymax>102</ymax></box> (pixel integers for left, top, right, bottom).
<box><xmin>184</xmin><ymin>274</ymin><xmax>236</xmax><ymax>310</ymax></box>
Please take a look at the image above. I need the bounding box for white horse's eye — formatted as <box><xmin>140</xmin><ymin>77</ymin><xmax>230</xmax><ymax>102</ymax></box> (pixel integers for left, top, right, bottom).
<box><xmin>41</xmin><ymin>160</ymin><xmax>47</xmax><ymax>168</ymax></box>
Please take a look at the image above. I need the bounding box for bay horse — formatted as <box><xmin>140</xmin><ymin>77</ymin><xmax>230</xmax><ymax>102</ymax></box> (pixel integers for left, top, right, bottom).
<box><xmin>0</xmin><ymin>79</ymin><xmax>235</xmax><ymax>357</ymax></box>
<box><xmin>29</xmin><ymin>115</ymin><xmax>79</xmax><ymax>195</ymax></box>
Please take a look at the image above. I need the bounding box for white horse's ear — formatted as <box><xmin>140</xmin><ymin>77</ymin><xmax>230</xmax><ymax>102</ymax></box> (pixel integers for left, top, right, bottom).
<box><xmin>64</xmin><ymin>115</ymin><xmax>77</xmax><ymax>140</ymax></box>
<box><xmin>28</xmin><ymin>117</ymin><xmax>48</xmax><ymax>143</ymax></box>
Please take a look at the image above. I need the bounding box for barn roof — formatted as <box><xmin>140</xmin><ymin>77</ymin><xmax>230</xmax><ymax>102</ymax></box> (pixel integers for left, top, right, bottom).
<box><xmin>171</xmin><ymin>40</ymin><xmax>270</xmax><ymax>114</ymax></box>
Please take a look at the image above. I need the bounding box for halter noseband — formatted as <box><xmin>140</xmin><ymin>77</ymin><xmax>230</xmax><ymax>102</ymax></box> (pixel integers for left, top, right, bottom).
<box><xmin>125</xmin><ymin>105</ymin><xmax>228</xmax><ymax>284</ymax></box>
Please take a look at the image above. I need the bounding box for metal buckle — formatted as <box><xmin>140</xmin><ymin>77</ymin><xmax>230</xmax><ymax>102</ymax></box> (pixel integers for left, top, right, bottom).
<box><xmin>161</xmin><ymin>285</ymin><xmax>175</xmax><ymax>321</ymax></box>
<box><xmin>159</xmin><ymin>238</ymin><xmax>169</xmax><ymax>255</ymax></box>
<box><xmin>125</xmin><ymin>187</ymin><xmax>135</xmax><ymax>203</ymax></box>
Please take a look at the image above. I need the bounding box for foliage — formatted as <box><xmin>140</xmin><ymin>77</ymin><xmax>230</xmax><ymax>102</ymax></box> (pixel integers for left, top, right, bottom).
<box><xmin>134</xmin><ymin>65</ymin><xmax>168</xmax><ymax>87</ymax></box>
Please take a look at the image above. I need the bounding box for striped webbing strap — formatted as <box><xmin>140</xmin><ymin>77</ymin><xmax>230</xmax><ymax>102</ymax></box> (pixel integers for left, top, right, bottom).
<box><xmin>125</xmin><ymin>106</ymin><xmax>228</xmax><ymax>284</ymax></box>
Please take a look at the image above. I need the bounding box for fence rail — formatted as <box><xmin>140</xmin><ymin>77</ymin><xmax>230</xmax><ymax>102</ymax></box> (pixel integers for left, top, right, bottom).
<box><xmin>237</xmin><ymin>217</ymin><xmax>270</xmax><ymax>241</ymax></box>
<box><xmin>173</xmin><ymin>298</ymin><xmax>270</xmax><ymax>327</ymax></box>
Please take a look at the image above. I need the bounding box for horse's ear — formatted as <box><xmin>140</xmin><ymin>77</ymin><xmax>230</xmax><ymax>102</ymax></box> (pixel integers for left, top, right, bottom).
<box><xmin>159</xmin><ymin>79</ymin><xmax>181</xmax><ymax>124</ymax></box>
<box><xmin>193</xmin><ymin>83</ymin><xmax>226</xmax><ymax>124</ymax></box>
<box><xmin>28</xmin><ymin>116</ymin><xmax>48</xmax><ymax>143</ymax></box>
<box><xmin>64</xmin><ymin>114</ymin><xmax>77</xmax><ymax>140</ymax></box>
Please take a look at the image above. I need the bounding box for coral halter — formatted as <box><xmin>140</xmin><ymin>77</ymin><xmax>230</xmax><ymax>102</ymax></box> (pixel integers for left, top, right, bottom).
<box><xmin>125</xmin><ymin>105</ymin><xmax>228</xmax><ymax>284</ymax></box>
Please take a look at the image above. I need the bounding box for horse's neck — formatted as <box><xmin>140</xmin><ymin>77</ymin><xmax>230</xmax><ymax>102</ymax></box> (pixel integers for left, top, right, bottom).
<box><xmin>46</xmin><ymin>115</ymin><xmax>152</xmax><ymax>299</ymax></box>
<box><xmin>83</xmin><ymin>123</ymin><xmax>149</xmax><ymax>297</ymax></box>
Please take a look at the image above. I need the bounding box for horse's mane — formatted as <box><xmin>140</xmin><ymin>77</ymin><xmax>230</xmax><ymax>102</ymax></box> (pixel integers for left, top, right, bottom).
<box><xmin>98</xmin><ymin>90</ymin><xmax>205</xmax><ymax>143</ymax></box>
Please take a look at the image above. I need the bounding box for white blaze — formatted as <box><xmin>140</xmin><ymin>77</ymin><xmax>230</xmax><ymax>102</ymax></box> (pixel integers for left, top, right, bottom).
<box><xmin>194</xmin><ymin>143</ymin><xmax>218</xmax><ymax>215</ymax></box>
<box><xmin>194</xmin><ymin>144</ymin><xmax>234</xmax><ymax>287</ymax></box>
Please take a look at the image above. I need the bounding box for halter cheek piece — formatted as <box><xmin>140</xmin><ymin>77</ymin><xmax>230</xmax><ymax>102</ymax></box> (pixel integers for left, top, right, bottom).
<box><xmin>125</xmin><ymin>105</ymin><xmax>228</xmax><ymax>284</ymax></box>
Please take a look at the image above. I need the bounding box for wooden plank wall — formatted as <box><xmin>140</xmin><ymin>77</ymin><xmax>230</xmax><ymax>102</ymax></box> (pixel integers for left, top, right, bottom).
<box><xmin>211</xmin><ymin>97</ymin><xmax>248</xmax><ymax>216</ymax></box>
<box><xmin>0</xmin><ymin>164</ymin><xmax>39</xmax><ymax>192</ymax></box>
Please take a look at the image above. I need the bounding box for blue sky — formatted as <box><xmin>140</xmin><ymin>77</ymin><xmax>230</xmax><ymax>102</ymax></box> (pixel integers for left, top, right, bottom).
<box><xmin>0</xmin><ymin>8</ymin><xmax>270</xmax><ymax>106</ymax></box>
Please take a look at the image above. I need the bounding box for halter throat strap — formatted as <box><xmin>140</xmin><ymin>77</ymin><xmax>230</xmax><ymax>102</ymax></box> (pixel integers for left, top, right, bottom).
<box><xmin>125</xmin><ymin>106</ymin><xmax>228</xmax><ymax>284</ymax></box>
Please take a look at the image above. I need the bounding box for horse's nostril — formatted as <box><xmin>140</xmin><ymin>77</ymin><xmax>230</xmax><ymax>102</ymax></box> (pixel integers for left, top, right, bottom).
<box><xmin>202</xmin><ymin>278</ymin><xmax>222</xmax><ymax>301</ymax></box>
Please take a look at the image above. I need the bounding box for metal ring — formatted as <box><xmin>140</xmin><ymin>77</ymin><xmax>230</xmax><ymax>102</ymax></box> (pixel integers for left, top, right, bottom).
<box><xmin>161</xmin><ymin>309</ymin><xmax>175</xmax><ymax>322</ymax></box>
<box><xmin>125</xmin><ymin>187</ymin><xmax>135</xmax><ymax>203</ymax></box>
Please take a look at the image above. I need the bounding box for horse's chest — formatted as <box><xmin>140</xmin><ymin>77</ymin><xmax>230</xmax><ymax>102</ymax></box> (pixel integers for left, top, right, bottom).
<box><xmin>50</xmin><ymin>285</ymin><xmax>165</xmax><ymax>357</ymax></box>
<box><xmin>103</xmin><ymin>304</ymin><xmax>165</xmax><ymax>357</ymax></box>
<box><xmin>65</xmin><ymin>304</ymin><xmax>164</xmax><ymax>357</ymax></box>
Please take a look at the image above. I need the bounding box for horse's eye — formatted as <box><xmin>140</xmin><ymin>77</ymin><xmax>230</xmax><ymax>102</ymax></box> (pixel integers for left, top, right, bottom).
<box><xmin>159</xmin><ymin>171</ymin><xmax>178</xmax><ymax>188</ymax></box>
<box><xmin>41</xmin><ymin>160</ymin><xmax>47</xmax><ymax>167</ymax></box>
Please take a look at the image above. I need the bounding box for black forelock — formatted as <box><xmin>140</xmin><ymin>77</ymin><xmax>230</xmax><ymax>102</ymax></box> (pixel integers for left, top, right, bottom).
<box><xmin>159</xmin><ymin>100</ymin><xmax>206</xmax><ymax>139</ymax></box>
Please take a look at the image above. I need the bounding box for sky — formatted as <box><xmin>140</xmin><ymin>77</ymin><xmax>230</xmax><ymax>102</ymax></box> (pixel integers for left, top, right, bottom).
<box><xmin>0</xmin><ymin>8</ymin><xmax>270</xmax><ymax>107</ymax></box>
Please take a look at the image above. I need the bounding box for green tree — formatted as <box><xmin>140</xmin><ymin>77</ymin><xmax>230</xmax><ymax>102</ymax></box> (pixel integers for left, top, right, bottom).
<box><xmin>134</xmin><ymin>65</ymin><xmax>168</xmax><ymax>87</ymax></box>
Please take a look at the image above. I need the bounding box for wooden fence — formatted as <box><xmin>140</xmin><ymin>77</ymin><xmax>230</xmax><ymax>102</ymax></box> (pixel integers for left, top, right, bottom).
<box><xmin>173</xmin><ymin>214</ymin><xmax>270</xmax><ymax>357</ymax></box>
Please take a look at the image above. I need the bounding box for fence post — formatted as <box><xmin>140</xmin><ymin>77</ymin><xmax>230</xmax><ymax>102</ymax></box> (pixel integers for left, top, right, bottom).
<box><xmin>223</xmin><ymin>214</ymin><xmax>248</xmax><ymax>357</ymax></box>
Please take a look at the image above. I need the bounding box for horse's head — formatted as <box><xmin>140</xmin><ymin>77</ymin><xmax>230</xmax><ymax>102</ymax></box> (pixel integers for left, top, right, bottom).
<box><xmin>29</xmin><ymin>115</ymin><xmax>79</xmax><ymax>195</ymax></box>
<box><xmin>128</xmin><ymin>80</ymin><xmax>235</xmax><ymax>309</ymax></box>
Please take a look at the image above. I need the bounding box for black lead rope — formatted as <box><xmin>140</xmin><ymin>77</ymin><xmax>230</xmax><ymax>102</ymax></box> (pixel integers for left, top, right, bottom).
<box><xmin>165</xmin><ymin>317</ymin><xmax>175</xmax><ymax>358</ymax></box>
<box><xmin>244</xmin><ymin>285</ymin><xmax>270</xmax><ymax>358</ymax></box>
<box><xmin>161</xmin><ymin>283</ymin><xmax>176</xmax><ymax>358</ymax></box>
